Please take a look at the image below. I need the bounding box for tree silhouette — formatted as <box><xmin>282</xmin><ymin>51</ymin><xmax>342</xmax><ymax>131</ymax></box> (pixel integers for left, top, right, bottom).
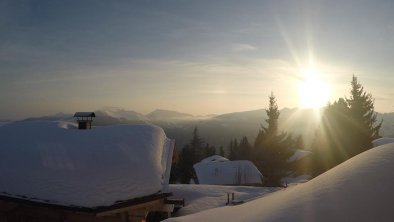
<box><xmin>347</xmin><ymin>75</ymin><xmax>382</xmax><ymax>153</ymax></box>
<box><xmin>228</xmin><ymin>136</ymin><xmax>252</xmax><ymax>160</ymax></box>
<box><xmin>175</xmin><ymin>127</ymin><xmax>218</xmax><ymax>183</ymax></box>
<box><xmin>254</xmin><ymin>93</ymin><xmax>295</xmax><ymax>186</ymax></box>
<box><xmin>312</xmin><ymin>75</ymin><xmax>382</xmax><ymax>175</ymax></box>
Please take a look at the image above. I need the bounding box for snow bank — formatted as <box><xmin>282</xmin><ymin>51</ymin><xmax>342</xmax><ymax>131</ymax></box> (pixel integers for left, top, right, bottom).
<box><xmin>194</xmin><ymin>156</ymin><xmax>263</xmax><ymax>185</ymax></box>
<box><xmin>372</xmin><ymin>137</ymin><xmax>394</xmax><ymax>147</ymax></box>
<box><xmin>166</xmin><ymin>143</ymin><xmax>394</xmax><ymax>222</ymax></box>
<box><xmin>169</xmin><ymin>184</ymin><xmax>280</xmax><ymax>216</ymax></box>
<box><xmin>0</xmin><ymin>121</ymin><xmax>174</xmax><ymax>208</ymax></box>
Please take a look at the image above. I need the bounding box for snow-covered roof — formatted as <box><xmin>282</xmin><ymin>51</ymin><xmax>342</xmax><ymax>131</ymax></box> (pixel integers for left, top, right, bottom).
<box><xmin>200</xmin><ymin>155</ymin><xmax>229</xmax><ymax>163</ymax></box>
<box><xmin>287</xmin><ymin>149</ymin><xmax>312</xmax><ymax>163</ymax></box>
<box><xmin>73</xmin><ymin>112</ymin><xmax>96</xmax><ymax>117</ymax></box>
<box><xmin>193</xmin><ymin>156</ymin><xmax>263</xmax><ymax>185</ymax></box>
<box><xmin>0</xmin><ymin>121</ymin><xmax>174</xmax><ymax>208</ymax></box>
<box><xmin>372</xmin><ymin>137</ymin><xmax>394</xmax><ymax>147</ymax></box>
<box><xmin>166</xmin><ymin>143</ymin><xmax>394</xmax><ymax>222</ymax></box>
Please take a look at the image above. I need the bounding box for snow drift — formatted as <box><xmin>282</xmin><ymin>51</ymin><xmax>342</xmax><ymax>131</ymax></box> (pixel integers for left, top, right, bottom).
<box><xmin>193</xmin><ymin>155</ymin><xmax>263</xmax><ymax>185</ymax></box>
<box><xmin>0</xmin><ymin>121</ymin><xmax>174</xmax><ymax>208</ymax></box>
<box><xmin>169</xmin><ymin>184</ymin><xmax>279</xmax><ymax>216</ymax></box>
<box><xmin>372</xmin><ymin>137</ymin><xmax>394</xmax><ymax>147</ymax></box>
<box><xmin>166</xmin><ymin>143</ymin><xmax>394</xmax><ymax>222</ymax></box>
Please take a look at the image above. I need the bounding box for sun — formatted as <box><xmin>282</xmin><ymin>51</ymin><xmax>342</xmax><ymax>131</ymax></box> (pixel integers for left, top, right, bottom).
<box><xmin>297</xmin><ymin>68</ymin><xmax>331</xmax><ymax>109</ymax></box>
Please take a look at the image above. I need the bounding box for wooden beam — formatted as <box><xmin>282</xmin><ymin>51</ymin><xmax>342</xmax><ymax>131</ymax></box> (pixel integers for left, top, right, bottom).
<box><xmin>96</xmin><ymin>199</ymin><xmax>163</xmax><ymax>217</ymax></box>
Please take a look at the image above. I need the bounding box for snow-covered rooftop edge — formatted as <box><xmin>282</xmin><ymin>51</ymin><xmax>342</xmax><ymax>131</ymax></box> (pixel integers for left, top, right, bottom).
<box><xmin>0</xmin><ymin>121</ymin><xmax>175</xmax><ymax>208</ymax></box>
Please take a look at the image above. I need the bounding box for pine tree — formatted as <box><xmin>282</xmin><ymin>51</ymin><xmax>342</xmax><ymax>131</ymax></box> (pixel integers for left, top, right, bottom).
<box><xmin>204</xmin><ymin>143</ymin><xmax>216</xmax><ymax>157</ymax></box>
<box><xmin>254</xmin><ymin>93</ymin><xmax>294</xmax><ymax>186</ymax></box>
<box><xmin>176</xmin><ymin>127</ymin><xmax>218</xmax><ymax>183</ymax></box>
<box><xmin>190</xmin><ymin>127</ymin><xmax>205</xmax><ymax>162</ymax></box>
<box><xmin>312</xmin><ymin>98</ymin><xmax>352</xmax><ymax>174</ymax></box>
<box><xmin>265</xmin><ymin>93</ymin><xmax>280</xmax><ymax>136</ymax></box>
<box><xmin>312</xmin><ymin>76</ymin><xmax>382</xmax><ymax>175</ymax></box>
<box><xmin>178</xmin><ymin>144</ymin><xmax>195</xmax><ymax>183</ymax></box>
<box><xmin>228</xmin><ymin>138</ymin><xmax>239</xmax><ymax>160</ymax></box>
<box><xmin>346</xmin><ymin>75</ymin><xmax>382</xmax><ymax>153</ymax></box>
<box><xmin>219</xmin><ymin>146</ymin><xmax>225</xmax><ymax>157</ymax></box>
<box><xmin>237</xmin><ymin>136</ymin><xmax>252</xmax><ymax>160</ymax></box>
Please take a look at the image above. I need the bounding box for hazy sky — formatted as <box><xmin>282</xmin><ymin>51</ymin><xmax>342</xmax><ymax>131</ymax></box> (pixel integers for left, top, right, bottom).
<box><xmin>1</xmin><ymin>0</ymin><xmax>394</xmax><ymax>119</ymax></box>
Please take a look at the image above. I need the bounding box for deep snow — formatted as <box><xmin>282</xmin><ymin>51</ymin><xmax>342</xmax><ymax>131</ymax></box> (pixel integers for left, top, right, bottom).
<box><xmin>372</xmin><ymin>137</ymin><xmax>394</xmax><ymax>147</ymax></box>
<box><xmin>0</xmin><ymin>121</ymin><xmax>174</xmax><ymax>208</ymax></box>
<box><xmin>166</xmin><ymin>143</ymin><xmax>394</xmax><ymax>222</ymax></box>
<box><xmin>168</xmin><ymin>184</ymin><xmax>280</xmax><ymax>216</ymax></box>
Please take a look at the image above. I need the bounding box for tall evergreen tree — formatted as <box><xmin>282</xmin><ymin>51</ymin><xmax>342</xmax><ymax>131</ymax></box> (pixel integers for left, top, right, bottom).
<box><xmin>219</xmin><ymin>146</ymin><xmax>225</xmax><ymax>157</ymax></box>
<box><xmin>190</xmin><ymin>127</ymin><xmax>205</xmax><ymax>162</ymax></box>
<box><xmin>346</xmin><ymin>75</ymin><xmax>382</xmax><ymax>153</ymax></box>
<box><xmin>228</xmin><ymin>138</ymin><xmax>239</xmax><ymax>160</ymax></box>
<box><xmin>177</xmin><ymin>144</ymin><xmax>195</xmax><ymax>183</ymax></box>
<box><xmin>227</xmin><ymin>137</ymin><xmax>252</xmax><ymax>160</ymax></box>
<box><xmin>176</xmin><ymin>127</ymin><xmax>218</xmax><ymax>183</ymax></box>
<box><xmin>204</xmin><ymin>143</ymin><xmax>217</xmax><ymax>157</ymax></box>
<box><xmin>312</xmin><ymin>76</ymin><xmax>382</xmax><ymax>175</ymax></box>
<box><xmin>237</xmin><ymin>136</ymin><xmax>252</xmax><ymax>160</ymax></box>
<box><xmin>254</xmin><ymin>93</ymin><xmax>295</xmax><ymax>186</ymax></box>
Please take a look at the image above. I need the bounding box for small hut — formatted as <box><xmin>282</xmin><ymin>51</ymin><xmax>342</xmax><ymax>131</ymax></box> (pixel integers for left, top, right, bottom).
<box><xmin>74</xmin><ymin>112</ymin><xmax>95</xmax><ymax>129</ymax></box>
<box><xmin>193</xmin><ymin>155</ymin><xmax>264</xmax><ymax>185</ymax></box>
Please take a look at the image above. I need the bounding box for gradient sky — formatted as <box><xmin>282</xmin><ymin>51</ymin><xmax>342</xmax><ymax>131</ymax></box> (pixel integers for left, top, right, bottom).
<box><xmin>1</xmin><ymin>0</ymin><xmax>394</xmax><ymax>119</ymax></box>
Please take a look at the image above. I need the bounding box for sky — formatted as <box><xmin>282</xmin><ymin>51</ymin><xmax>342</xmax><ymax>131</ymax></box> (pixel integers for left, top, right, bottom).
<box><xmin>1</xmin><ymin>0</ymin><xmax>394</xmax><ymax>119</ymax></box>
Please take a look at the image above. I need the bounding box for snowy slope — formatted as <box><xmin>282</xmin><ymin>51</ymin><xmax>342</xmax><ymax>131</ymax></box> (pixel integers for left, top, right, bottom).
<box><xmin>193</xmin><ymin>156</ymin><xmax>263</xmax><ymax>185</ymax></box>
<box><xmin>0</xmin><ymin>121</ymin><xmax>174</xmax><ymax>208</ymax></box>
<box><xmin>372</xmin><ymin>137</ymin><xmax>394</xmax><ymax>147</ymax></box>
<box><xmin>169</xmin><ymin>184</ymin><xmax>280</xmax><ymax>216</ymax></box>
<box><xmin>166</xmin><ymin>143</ymin><xmax>394</xmax><ymax>222</ymax></box>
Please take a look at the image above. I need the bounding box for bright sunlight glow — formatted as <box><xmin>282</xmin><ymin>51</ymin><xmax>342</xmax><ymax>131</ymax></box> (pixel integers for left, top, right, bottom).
<box><xmin>297</xmin><ymin>68</ymin><xmax>331</xmax><ymax>109</ymax></box>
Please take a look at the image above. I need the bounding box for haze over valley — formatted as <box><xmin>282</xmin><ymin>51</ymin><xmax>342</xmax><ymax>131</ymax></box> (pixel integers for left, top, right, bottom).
<box><xmin>15</xmin><ymin>107</ymin><xmax>394</xmax><ymax>150</ymax></box>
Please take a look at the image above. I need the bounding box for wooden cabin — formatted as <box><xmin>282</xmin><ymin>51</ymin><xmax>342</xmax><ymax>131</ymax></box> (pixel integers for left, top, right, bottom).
<box><xmin>0</xmin><ymin>121</ymin><xmax>178</xmax><ymax>222</ymax></box>
<box><xmin>0</xmin><ymin>193</ymin><xmax>173</xmax><ymax>222</ymax></box>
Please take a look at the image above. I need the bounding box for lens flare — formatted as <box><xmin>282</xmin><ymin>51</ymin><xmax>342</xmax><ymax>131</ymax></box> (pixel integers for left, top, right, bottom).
<box><xmin>297</xmin><ymin>68</ymin><xmax>331</xmax><ymax>109</ymax></box>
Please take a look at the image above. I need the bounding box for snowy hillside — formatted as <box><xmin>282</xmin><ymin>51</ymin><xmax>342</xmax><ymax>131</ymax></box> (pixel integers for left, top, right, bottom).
<box><xmin>0</xmin><ymin>121</ymin><xmax>174</xmax><ymax>208</ymax></box>
<box><xmin>372</xmin><ymin>137</ymin><xmax>394</xmax><ymax>147</ymax></box>
<box><xmin>165</xmin><ymin>143</ymin><xmax>394</xmax><ymax>222</ymax></box>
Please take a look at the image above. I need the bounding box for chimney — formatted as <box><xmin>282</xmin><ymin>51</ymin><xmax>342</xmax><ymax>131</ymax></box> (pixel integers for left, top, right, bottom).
<box><xmin>73</xmin><ymin>112</ymin><xmax>95</xmax><ymax>129</ymax></box>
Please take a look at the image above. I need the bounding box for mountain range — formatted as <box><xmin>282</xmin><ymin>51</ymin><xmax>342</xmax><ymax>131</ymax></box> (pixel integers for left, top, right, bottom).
<box><xmin>15</xmin><ymin>108</ymin><xmax>394</xmax><ymax>151</ymax></box>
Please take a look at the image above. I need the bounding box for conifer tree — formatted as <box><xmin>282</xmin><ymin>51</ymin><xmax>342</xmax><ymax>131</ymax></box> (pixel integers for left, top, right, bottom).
<box><xmin>346</xmin><ymin>75</ymin><xmax>382</xmax><ymax>153</ymax></box>
<box><xmin>227</xmin><ymin>137</ymin><xmax>252</xmax><ymax>160</ymax></box>
<box><xmin>254</xmin><ymin>93</ymin><xmax>294</xmax><ymax>186</ymax></box>
<box><xmin>176</xmin><ymin>127</ymin><xmax>204</xmax><ymax>183</ymax></box>
<box><xmin>176</xmin><ymin>127</ymin><xmax>218</xmax><ymax>183</ymax></box>
<box><xmin>219</xmin><ymin>146</ymin><xmax>225</xmax><ymax>157</ymax></box>
<box><xmin>190</xmin><ymin>127</ymin><xmax>205</xmax><ymax>162</ymax></box>
<box><xmin>312</xmin><ymin>76</ymin><xmax>382</xmax><ymax>175</ymax></box>
<box><xmin>228</xmin><ymin>138</ymin><xmax>239</xmax><ymax>160</ymax></box>
<box><xmin>237</xmin><ymin>136</ymin><xmax>252</xmax><ymax>160</ymax></box>
<box><xmin>177</xmin><ymin>144</ymin><xmax>195</xmax><ymax>183</ymax></box>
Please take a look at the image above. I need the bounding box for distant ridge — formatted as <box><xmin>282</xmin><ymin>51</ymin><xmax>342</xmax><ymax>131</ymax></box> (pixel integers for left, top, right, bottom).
<box><xmin>13</xmin><ymin>108</ymin><xmax>394</xmax><ymax>149</ymax></box>
<box><xmin>146</xmin><ymin>109</ymin><xmax>194</xmax><ymax>121</ymax></box>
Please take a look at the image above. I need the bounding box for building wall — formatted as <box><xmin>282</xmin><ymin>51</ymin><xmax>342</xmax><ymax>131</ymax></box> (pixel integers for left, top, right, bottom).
<box><xmin>0</xmin><ymin>200</ymin><xmax>119</xmax><ymax>222</ymax></box>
